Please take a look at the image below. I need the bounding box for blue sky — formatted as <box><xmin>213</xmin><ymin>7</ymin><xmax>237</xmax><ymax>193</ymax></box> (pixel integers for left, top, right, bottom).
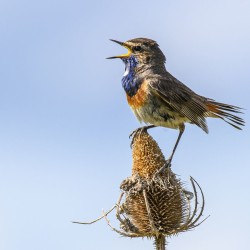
<box><xmin>0</xmin><ymin>0</ymin><xmax>249</xmax><ymax>249</ymax></box>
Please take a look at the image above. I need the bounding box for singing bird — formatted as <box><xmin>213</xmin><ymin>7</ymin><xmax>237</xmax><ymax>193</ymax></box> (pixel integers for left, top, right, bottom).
<box><xmin>107</xmin><ymin>38</ymin><xmax>244</xmax><ymax>165</ymax></box>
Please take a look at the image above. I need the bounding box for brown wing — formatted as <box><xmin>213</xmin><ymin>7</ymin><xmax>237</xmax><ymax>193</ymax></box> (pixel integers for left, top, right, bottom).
<box><xmin>148</xmin><ymin>72</ymin><xmax>209</xmax><ymax>133</ymax></box>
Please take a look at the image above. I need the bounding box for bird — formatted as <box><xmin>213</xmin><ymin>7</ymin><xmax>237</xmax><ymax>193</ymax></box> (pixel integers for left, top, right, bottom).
<box><xmin>107</xmin><ymin>38</ymin><xmax>244</xmax><ymax>166</ymax></box>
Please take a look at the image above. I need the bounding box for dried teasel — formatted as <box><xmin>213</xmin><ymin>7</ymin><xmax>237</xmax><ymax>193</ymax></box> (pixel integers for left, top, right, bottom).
<box><xmin>74</xmin><ymin>130</ymin><xmax>208</xmax><ymax>250</ymax></box>
<box><xmin>109</xmin><ymin>130</ymin><xmax>208</xmax><ymax>249</ymax></box>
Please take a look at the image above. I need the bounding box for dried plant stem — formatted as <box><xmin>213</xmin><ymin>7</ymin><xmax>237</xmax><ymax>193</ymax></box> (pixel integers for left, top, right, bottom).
<box><xmin>143</xmin><ymin>190</ymin><xmax>158</xmax><ymax>234</ymax></box>
<box><xmin>72</xmin><ymin>205</ymin><xmax>116</xmax><ymax>225</ymax></box>
<box><xmin>154</xmin><ymin>234</ymin><xmax>166</xmax><ymax>250</ymax></box>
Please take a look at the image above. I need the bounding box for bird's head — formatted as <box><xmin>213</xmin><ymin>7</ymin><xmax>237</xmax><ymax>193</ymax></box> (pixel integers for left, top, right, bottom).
<box><xmin>107</xmin><ymin>38</ymin><xmax>166</xmax><ymax>67</ymax></box>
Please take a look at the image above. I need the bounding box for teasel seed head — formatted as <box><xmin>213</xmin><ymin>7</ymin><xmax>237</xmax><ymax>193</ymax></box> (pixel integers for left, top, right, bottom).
<box><xmin>131</xmin><ymin>129</ymin><xmax>166</xmax><ymax>178</ymax></box>
<box><xmin>117</xmin><ymin>130</ymin><xmax>207</xmax><ymax>245</ymax></box>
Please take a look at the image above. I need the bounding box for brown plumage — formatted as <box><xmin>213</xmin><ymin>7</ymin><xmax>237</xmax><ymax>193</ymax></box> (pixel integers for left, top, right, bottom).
<box><xmin>148</xmin><ymin>73</ymin><xmax>244</xmax><ymax>133</ymax></box>
<box><xmin>108</xmin><ymin>37</ymin><xmax>245</xmax><ymax>164</ymax></box>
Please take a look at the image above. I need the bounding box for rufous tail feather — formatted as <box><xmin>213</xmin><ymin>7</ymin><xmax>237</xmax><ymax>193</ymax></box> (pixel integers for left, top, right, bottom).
<box><xmin>206</xmin><ymin>99</ymin><xmax>245</xmax><ymax>130</ymax></box>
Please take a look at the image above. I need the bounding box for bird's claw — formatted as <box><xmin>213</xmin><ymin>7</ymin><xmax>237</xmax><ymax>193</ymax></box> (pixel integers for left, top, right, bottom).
<box><xmin>129</xmin><ymin>125</ymin><xmax>156</xmax><ymax>148</ymax></box>
<box><xmin>129</xmin><ymin>128</ymin><xmax>139</xmax><ymax>140</ymax></box>
<box><xmin>129</xmin><ymin>127</ymin><xmax>145</xmax><ymax>148</ymax></box>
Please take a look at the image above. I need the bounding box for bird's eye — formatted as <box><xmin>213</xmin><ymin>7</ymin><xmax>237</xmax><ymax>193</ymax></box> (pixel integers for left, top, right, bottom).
<box><xmin>133</xmin><ymin>46</ymin><xmax>142</xmax><ymax>52</ymax></box>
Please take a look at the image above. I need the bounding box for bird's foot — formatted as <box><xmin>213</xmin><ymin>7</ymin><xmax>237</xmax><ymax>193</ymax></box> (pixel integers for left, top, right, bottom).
<box><xmin>129</xmin><ymin>125</ymin><xmax>155</xmax><ymax>148</ymax></box>
<box><xmin>129</xmin><ymin>127</ymin><xmax>145</xmax><ymax>148</ymax></box>
<box><xmin>155</xmin><ymin>159</ymin><xmax>172</xmax><ymax>175</ymax></box>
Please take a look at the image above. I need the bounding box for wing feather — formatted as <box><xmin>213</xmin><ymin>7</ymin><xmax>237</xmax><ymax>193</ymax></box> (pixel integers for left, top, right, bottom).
<box><xmin>148</xmin><ymin>73</ymin><xmax>209</xmax><ymax>133</ymax></box>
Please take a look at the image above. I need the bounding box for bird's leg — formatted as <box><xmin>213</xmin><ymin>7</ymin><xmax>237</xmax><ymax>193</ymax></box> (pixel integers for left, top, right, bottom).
<box><xmin>166</xmin><ymin>124</ymin><xmax>185</xmax><ymax>166</ymax></box>
<box><xmin>129</xmin><ymin>125</ymin><xmax>156</xmax><ymax>148</ymax></box>
<box><xmin>157</xmin><ymin>125</ymin><xmax>185</xmax><ymax>174</ymax></box>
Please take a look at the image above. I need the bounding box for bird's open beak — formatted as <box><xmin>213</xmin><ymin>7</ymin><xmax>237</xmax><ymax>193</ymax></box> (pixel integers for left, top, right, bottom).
<box><xmin>106</xmin><ymin>39</ymin><xmax>132</xmax><ymax>59</ymax></box>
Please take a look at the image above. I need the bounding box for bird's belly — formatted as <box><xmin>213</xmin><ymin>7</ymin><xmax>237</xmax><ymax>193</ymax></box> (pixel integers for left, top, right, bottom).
<box><xmin>127</xmin><ymin>88</ymin><xmax>189</xmax><ymax>129</ymax></box>
<box><xmin>134</xmin><ymin>105</ymin><xmax>188</xmax><ymax>129</ymax></box>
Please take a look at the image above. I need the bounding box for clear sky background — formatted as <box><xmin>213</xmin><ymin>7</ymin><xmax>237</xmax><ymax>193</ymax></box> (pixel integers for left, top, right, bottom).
<box><xmin>0</xmin><ymin>0</ymin><xmax>249</xmax><ymax>249</ymax></box>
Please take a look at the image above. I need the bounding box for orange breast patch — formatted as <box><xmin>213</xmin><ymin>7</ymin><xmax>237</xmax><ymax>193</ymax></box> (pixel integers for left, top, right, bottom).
<box><xmin>126</xmin><ymin>80</ymin><xmax>148</xmax><ymax>109</ymax></box>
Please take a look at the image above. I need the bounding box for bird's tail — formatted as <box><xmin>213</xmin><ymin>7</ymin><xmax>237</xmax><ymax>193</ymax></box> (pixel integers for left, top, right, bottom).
<box><xmin>206</xmin><ymin>99</ymin><xmax>245</xmax><ymax>130</ymax></box>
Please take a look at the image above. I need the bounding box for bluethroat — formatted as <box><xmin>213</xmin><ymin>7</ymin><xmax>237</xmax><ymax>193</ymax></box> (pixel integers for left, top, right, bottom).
<box><xmin>107</xmin><ymin>38</ymin><xmax>244</xmax><ymax>166</ymax></box>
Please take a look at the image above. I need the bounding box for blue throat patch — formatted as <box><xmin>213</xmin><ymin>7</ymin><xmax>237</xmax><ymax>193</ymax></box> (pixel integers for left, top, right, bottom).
<box><xmin>121</xmin><ymin>56</ymin><xmax>142</xmax><ymax>97</ymax></box>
